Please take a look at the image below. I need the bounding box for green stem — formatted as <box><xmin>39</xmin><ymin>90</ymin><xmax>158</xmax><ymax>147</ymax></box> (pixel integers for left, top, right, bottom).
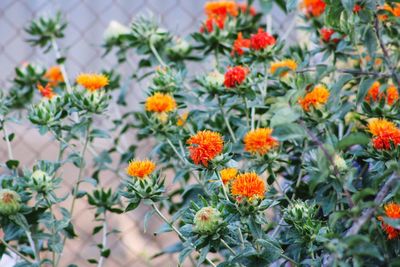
<box><xmin>242</xmin><ymin>96</ymin><xmax>250</xmax><ymax>129</ymax></box>
<box><xmin>51</xmin><ymin>37</ymin><xmax>73</xmax><ymax>94</ymax></box>
<box><xmin>217</xmin><ymin>97</ymin><xmax>237</xmax><ymax>143</ymax></box>
<box><xmin>151</xmin><ymin>204</ymin><xmax>216</xmax><ymax>267</ymax></box>
<box><xmin>2</xmin><ymin>122</ymin><xmax>14</xmax><ymax>160</ymax></box>
<box><xmin>25</xmin><ymin>230</ymin><xmax>40</xmax><ymax>264</ymax></box>
<box><xmin>221</xmin><ymin>239</ymin><xmax>236</xmax><ymax>256</ymax></box>
<box><xmin>0</xmin><ymin>237</ymin><xmax>34</xmax><ymax>264</ymax></box>
<box><xmin>166</xmin><ymin>138</ymin><xmax>187</xmax><ymax>165</ymax></box>
<box><xmin>97</xmin><ymin>212</ymin><xmax>108</xmax><ymax>267</ymax></box>
<box><xmin>45</xmin><ymin>196</ymin><xmax>57</xmax><ymax>267</ymax></box>
<box><xmin>149</xmin><ymin>41</ymin><xmax>167</xmax><ymax>67</ymax></box>
<box><xmin>215</xmin><ymin>171</ymin><xmax>230</xmax><ymax>202</ymax></box>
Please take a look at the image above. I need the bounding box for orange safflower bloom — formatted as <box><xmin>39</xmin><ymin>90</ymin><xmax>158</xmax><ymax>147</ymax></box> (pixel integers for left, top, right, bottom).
<box><xmin>231</xmin><ymin>32</ymin><xmax>250</xmax><ymax>56</ymax></box>
<box><xmin>200</xmin><ymin>17</ymin><xmax>225</xmax><ymax>33</ymax></box>
<box><xmin>387</xmin><ymin>85</ymin><xmax>399</xmax><ymax>106</ymax></box>
<box><xmin>270</xmin><ymin>59</ymin><xmax>297</xmax><ymax>77</ymax></box>
<box><xmin>367</xmin><ymin>119</ymin><xmax>400</xmax><ymax>150</ymax></box>
<box><xmin>379</xmin><ymin>3</ymin><xmax>400</xmax><ymax>17</ymax></box>
<box><xmin>220</xmin><ymin>168</ymin><xmax>238</xmax><ymax>184</ymax></box>
<box><xmin>244</xmin><ymin>128</ymin><xmax>279</xmax><ymax>155</ymax></box>
<box><xmin>231</xmin><ymin>172</ymin><xmax>266</xmax><ymax>201</ymax></box>
<box><xmin>126</xmin><ymin>159</ymin><xmax>156</xmax><ymax>179</ymax></box>
<box><xmin>37</xmin><ymin>83</ymin><xmax>56</xmax><ymax>99</ymax></box>
<box><xmin>224</xmin><ymin>66</ymin><xmax>249</xmax><ymax>88</ymax></box>
<box><xmin>250</xmin><ymin>28</ymin><xmax>276</xmax><ymax>50</ymax></box>
<box><xmin>177</xmin><ymin>111</ymin><xmax>189</xmax><ymax>126</ymax></box>
<box><xmin>353</xmin><ymin>4</ymin><xmax>362</xmax><ymax>13</ymax></box>
<box><xmin>205</xmin><ymin>1</ymin><xmax>238</xmax><ymax>18</ymax></box>
<box><xmin>145</xmin><ymin>93</ymin><xmax>177</xmax><ymax>113</ymax></box>
<box><xmin>187</xmin><ymin>130</ymin><xmax>224</xmax><ymax>166</ymax></box>
<box><xmin>44</xmin><ymin>66</ymin><xmax>64</xmax><ymax>86</ymax></box>
<box><xmin>378</xmin><ymin>203</ymin><xmax>400</xmax><ymax>239</ymax></box>
<box><xmin>301</xmin><ymin>0</ymin><xmax>326</xmax><ymax>17</ymax></box>
<box><xmin>298</xmin><ymin>84</ymin><xmax>330</xmax><ymax>111</ymax></box>
<box><xmin>365</xmin><ymin>82</ymin><xmax>382</xmax><ymax>103</ymax></box>
<box><xmin>320</xmin><ymin>28</ymin><xmax>341</xmax><ymax>43</ymax></box>
<box><xmin>76</xmin><ymin>73</ymin><xmax>109</xmax><ymax>91</ymax></box>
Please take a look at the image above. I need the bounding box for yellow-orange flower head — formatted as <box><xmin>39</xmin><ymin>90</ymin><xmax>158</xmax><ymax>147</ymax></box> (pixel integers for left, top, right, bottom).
<box><xmin>387</xmin><ymin>85</ymin><xmax>399</xmax><ymax>106</ymax></box>
<box><xmin>44</xmin><ymin>66</ymin><xmax>64</xmax><ymax>86</ymax></box>
<box><xmin>378</xmin><ymin>202</ymin><xmax>400</xmax><ymax>239</ymax></box>
<box><xmin>270</xmin><ymin>59</ymin><xmax>297</xmax><ymax>77</ymax></box>
<box><xmin>177</xmin><ymin>111</ymin><xmax>189</xmax><ymax>126</ymax></box>
<box><xmin>76</xmin><ymin>73</ymin><xmax>109</xmax><ymax>91</ymax></box>
<box><xmin>220</xmin><ymin>168</ymin><xmax>238</xmax><ymax>184</ymax></box>
<box><xmin>145</xmin><ymin>93</ymin><xmax>177</xmax><ymax>113</ymax></box>
<box><xmin>231</xmin><ymin>172</ymin><xmax>266</xmax><ymax>202</ymax></box>
<box><xmin>244</xmin><ymin>128</ymin><xmax>279</xmax><ymax>155</ymax></box>
<box><xmin>187</xmin><ymin>130</ymin><xmax>224</xmax><ymax>166</ymax></box>
<box><xmin>126</xmin><ymin>159</ymin><xmax>156</xmax><ymax>179</ymax></box>
<box><xmin>368</xmin><ymin>118</ymin><xmax>397</xmax><ymax>136</ymax></box>
<box><xmin>298</xmin><ymin>84</ymin><xmax>330</xmax><ymax>111</ymax></box>
<box><xmin>367</xmin><ymin>118</ymin><xmax>400</xmax><ymax>150</ymax></box>
<box><xmin>204</xmin><ymin>1</ymin><xmax>238</xmax><ymax>18</ymax></box>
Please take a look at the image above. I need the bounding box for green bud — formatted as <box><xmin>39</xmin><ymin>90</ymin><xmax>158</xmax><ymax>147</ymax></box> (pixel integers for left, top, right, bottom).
<box><xmin>70</xmin><ymin>90</ymin><xmax>109</xmax><ymax>114</ymax></box>
<box><xmin>0</xmin><ymin>189</ymin><xmax>21</xmax><ymax>215</ymax></box>
<box><xmin>333</xmin><ymin>154</ymin><xmax>347</xmax><ymax>172</ymax></box>
<box><xmin>166</xmin><ymin>38</ymin><xmax>191</xmax><ymax>58</ymax></box>
<box><xmin>194</xmin><ymin>207</ymin><xmax>222</xmax><ymax>235</ymax></box>
<box><xmin>103</xmin><ymin>20</ymin><xmax>129</xmax><ymax>42</ymax></box>
<box><xmin>31</xmin><ymin>170</ymin><xmax>53</xmax><ymax>192</ymax></box>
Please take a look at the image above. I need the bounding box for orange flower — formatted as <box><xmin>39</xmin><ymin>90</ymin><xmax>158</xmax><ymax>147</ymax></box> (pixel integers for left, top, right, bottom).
<box><xmin>365</xmin><ymin>82</ymin><xmax>382</xmax><ymax>103</ymax></box>
<box><xmin>250</xmin><ymin>28</ymin><xmax>276</xmax><ymax>50</ymax></box>
<box><xmin>378</xmin><ymin>203</ymin><xmax>400</xmax><ymax>239</ymax></box>
<box><xmin>177</xmin><ymin>111</ymin><xmax>189</xmax><ymax>126</ymax></box>
<box><xmin>270</xmin><ymin>59</ymin><xmax>297</xmax><ymax>77</ymax></box>
<box><xmin>44</xmin><ymin>66</ymin><xmax>64</xmax><ymax>86</ymax></box>
<box><xmin>298</xmin><ymin>84</ymin><xmax>330</xmax><ymax>111</ymax></box>
<box><xmin>301</xmin><ymin>0</ymin><xmax>326</xmax><ymax>17</ymax></box>
<box><xmin>204</xmin><ymin>1</ymin><xmax>238</xmax><ymax>18</ymax></box>
<box><xmin>367</xmin><ymin>119</ymin><xmax>400</xmax><ymax>150</ymax></box>
<box><xmin>387</xmin><ymin>85</ymin><xmax>399</xmax><ymax>105</ymax></box>
<box><xmin>224</xmin><ymin>66</ymin><xmax>249</xmax><ymax>88</ymax></box>
<box><xmin>320</xmin><ymin>28</ymin><xmax>341</xmax><ymax>43</ymax></box>
<box><xmin>368</xmin><ymin>118</ymin><xmax>397</xmax><ymax>136</ymax></box>
<box><xmin>379</xmin><ymin>3</ymin><xmax>400</xmax><ymax>17</ymax></box>
<box><xmin>76</xmin><ymin>73</ymin><xmax>109</xmax><ymax>91</ymax></box>
<box><xmin>231</xmin><ymin>172</ymin><xmax>266</xmax><ymax>201</ymax></box>
<box><xmin>220</xmin><ymin>168</ymin><xmax>238</xmax><ymax>184</ymax></box>
<box><xmin>145</xmin><ymin>93</ymin><xmax>177</xmax><ymax>113</ymax></box>
<box><xmin>231</xmin><ymin>32</ymin><xmax>250</xmax><ymax>56</ymax></box>
<box><xmin>200</xmin><ymin>17</ymin><xmax>225</xmax><ymax>32</ymax></box>
<box><xmin>126</xmin><ymin>159</ymin><xmax>156</xmax><ymax>179</ymax></box>
<box><xmin>244</xmin><ymin>128</ymin><xmax>279</xmax><ymax>155</ymax></box>
<box><xmin>187</xmin><ymin>130</ymin><xmax>224</xmax><ymax>166</ymax></box>
<box><xmin>37</xmin><ymin>83</ymin><xmax>56</xmax><ymax>99</ymax></box>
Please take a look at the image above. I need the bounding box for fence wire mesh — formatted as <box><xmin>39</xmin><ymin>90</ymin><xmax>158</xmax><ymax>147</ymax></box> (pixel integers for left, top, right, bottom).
<box><xmin>0</xmin><ymin>1</ymin><xmax>296</xmax><ymax>266</ymax></box>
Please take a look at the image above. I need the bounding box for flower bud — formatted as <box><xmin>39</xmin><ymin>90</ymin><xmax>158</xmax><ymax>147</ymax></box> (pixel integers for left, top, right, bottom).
<box><xmin>31</xmin><ymin>170</ymin><xmax>53</xmax><ymax>192</ymax></box>
<box><xmin>167</xmin><ymin>38</ymin><xmax>191</xmax><ymax>58</ymax></box>
<box><xmin>70</xmin><ymin>90</ymin><xmax>109</xmax><ymax>114</ymax></box>
<box><xmin>0</xmin><ymin>189</ymin><xmax>21</xmax><ymax>215</ymax></box>
<box><xmin>28</xmin><ymin>96</ymin><xmax>64</xmax><ymax>127</ymax></box>
<box><xmin>333</xmin><ymin>154</ymin><xmax>347</xmax><ymax>172</ymax></box>
<box><xmin>205</xmin><ymin>71</ymin><xmax>224</xmax><ymax>87</ymax></box>
<box><xmin>194</xmin><ymin>207</ymin><xmax>222</xmax><ymax>234</ymax></box>
<box><xmin>103</xmin><ymin>20</ymin><xmax>129</xmax><ymax>42</ymax></box>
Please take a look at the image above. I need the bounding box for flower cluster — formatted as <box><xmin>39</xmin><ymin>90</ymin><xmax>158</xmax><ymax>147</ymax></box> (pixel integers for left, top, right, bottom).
<box><xmin>367</xmin><ymin>119</ymin><xmax>400</xmax><ymax>150</ymax></box>
<box><xmin>187</xmin><ymin>130</ymin><xmax>224</xmax><ymax>166</ymax></box>
<box><xmin>298</xmin><ymin>84</ymin><xmax>330</xmax><ymax>111</ymax></box>
<box><xmin>365</xmin><ymin>82</ymin><xmax>399</xmax><ymax>106</ymax></box>
<box><xmin>244</xmin><ymin>128</ymin><xmax>279</xmax><ymax>156</ymax></box>
<box><xmin>379</xmin><ymin>202</ymin><xmax>400</xmax><ymax>239</ymax></box>
<box><xmin>301</xmin><ymin>0</ymin><xmax>326</xmax><ymax>17</ymax></box>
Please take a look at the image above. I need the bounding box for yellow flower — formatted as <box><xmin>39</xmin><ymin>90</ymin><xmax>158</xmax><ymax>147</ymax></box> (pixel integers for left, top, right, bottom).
<box><xmin>76</xmin><ymin>73</ymin><xmax>109</xmax><ymax>91</ymax></box>
<box><xmin>126</xmin><ymin>159</ymin><xmax>156</xmax><ymax>179</ymax></box>
<box><xmin>187</xmin><ymin>130</ymin><xmax>224</xmax><ymax>166</ymax></box>
<box><xmin>367</xmin><ymin>118</ymin><xmax>397</xmax><ymax>136</ymax></box>
<box><xmin>220</xmin><ymin>168</ymin><xmax>238</xmax><ymax>184</ymax></box>
<box><xmin>145</xmin><ymin>93</ymin><xmax>177</xmax><ymax>113</ymax></box>
<box><xmin>177</xmin><ymin>112</ymin><xmax>189</xmax><ymax>126</ymax></box>
<box><xmin>270</xmin><ymin>59</ymin><xmax>297</xmax><ymax>77</ymax></box>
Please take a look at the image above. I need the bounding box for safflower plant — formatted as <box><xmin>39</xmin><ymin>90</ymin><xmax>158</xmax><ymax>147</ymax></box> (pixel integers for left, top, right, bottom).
<box><xmin>1</xmin><ymin>0</ymin><xmax>400</xmax><ymax>266</ymax></box>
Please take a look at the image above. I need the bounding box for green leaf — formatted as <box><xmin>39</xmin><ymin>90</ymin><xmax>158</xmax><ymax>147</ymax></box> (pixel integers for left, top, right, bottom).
<box><xmin>6</xmin><ymin>160</ymin><xmax>19</xmax><ymax>169</ymax></box>
<box><xmin>337</xmin><ymin>132</ymin><xmax>370</xmax><ymax>150</ymax></box>
<box><xmin>273</xmin><ymin>123</ymin><xmax>306</xmax><ymax>141</ymax></box>
<box><xmin>357</xmin><ymin>78</ymin><xmax>375</xmax><ymax>104</ymax></box>
<box><xmin>341</xmin><ymin>0</ymin><xmax>355</xmax><ymax>12</ymax></box>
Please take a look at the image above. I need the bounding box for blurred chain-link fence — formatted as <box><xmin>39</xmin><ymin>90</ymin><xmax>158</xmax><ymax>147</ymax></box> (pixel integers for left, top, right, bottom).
<box><xmin>0</xmin><ymin>1</ymin><xmax>296</xmax><ymax>266</ymax></box>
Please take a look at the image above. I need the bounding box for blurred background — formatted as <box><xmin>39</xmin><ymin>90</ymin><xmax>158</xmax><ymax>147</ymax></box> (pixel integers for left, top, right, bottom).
<box><xmin>0</xmin><ymin>1</ymin><xmax>295</xmax><ymax>266</ymax></box>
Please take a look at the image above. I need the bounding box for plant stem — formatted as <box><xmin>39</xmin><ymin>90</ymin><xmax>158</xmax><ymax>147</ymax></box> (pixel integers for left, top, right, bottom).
<box><xmin>56</xmin><ymin>123</ymin><xmax>91</xmax><ymax>267</ymax></box>
<box><xmin>151</xmin><ymin>203</ymin><xmax>216</xmax><ymax>267</ymax></box>
<box><xmin>97</xmin><ymin>212</ymin><xmax>108</xmax><ymax>267</ymax></box>
<box><xmin>242</xmin><ymin>96</ymin><xmax>250</xmax><ymax>129</ymax></box>
<box><xmin>149</xmin><ymin>41</ymin><xmax>167</xmax><ymax>67</ymax></box>
<box><xmin>25</xmin><ymin>230</ymin><xmax>40</xmax><ymax>264</ymax></box>
<box><xmin>217</xmin><ymin>97</ymin><xmax>237</xmax><ymax>143</ymax></box>
<box><xmin>215</xmin><ymin>171</ymin><xmax>230</xmax><ymax>202</ymax></box>
<box><xmin>45</xmin><ymin>196</ymin><xmax>57</xmax><ymax>267</ymax></box>
<box><xmin>373</xmin><ymin>16</ymin><xmax>400</xmax><ymax>88</ymax></box>
<box><xmin>296</xmin><ymin>67</ymin><xmax>391</xmax><ymax>78</ymax></box>
<box><xmin>2</xmin><ymin>123</ymin><xmax>14</xmax><ymax>160</ymax></box>
<box><xmin>0</xmin><ymin>237</ymin><xmax>34</xmax><ymax>264</ymax></box>
<box><xmin>221</xmin><ymin>239</ymin><xmax>236</xmax><ymax>256</ymax></box>
<box><xmin>166</xmin><ymin>138</ymin><xmax>187</xmax><ymax>165</ymax></box>
<box><xmin>51</xmin><ymin>37</ymin><xmax>73</xmax><ymax>94</ymax></box>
